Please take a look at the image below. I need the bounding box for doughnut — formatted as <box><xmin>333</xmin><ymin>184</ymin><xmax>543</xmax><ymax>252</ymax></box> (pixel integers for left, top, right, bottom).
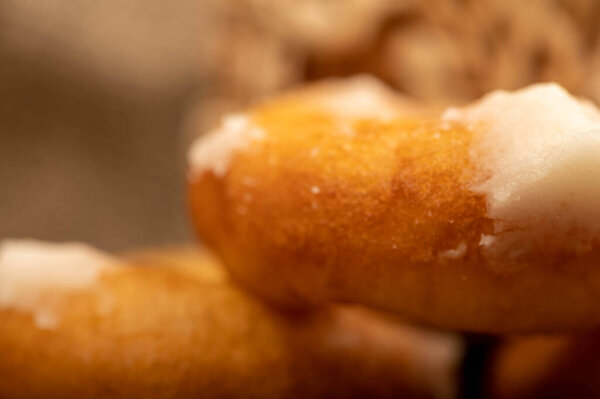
<box><xmin>490</xmin><ymin>333</ymin><xmax>600</xmax><ymax>399</ymax></box>
<box><xmin>188</xmin><ymin>76</ymin><xmax>600</xmax><ymax>333</ymax></box>
<box><xmin>0</xmin><ymin>239</ymin><xmax>462</xmax><ymax>399</ymax></box>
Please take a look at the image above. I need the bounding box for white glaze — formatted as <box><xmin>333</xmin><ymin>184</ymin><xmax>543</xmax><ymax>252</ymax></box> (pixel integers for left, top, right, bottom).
<box><xmin>0</xmin><ymin>239</ymin><xmax>115</xmax><ymax>329</ymax></box>
<box><xmin>188</xmin><ymin>113</ymin><xmax>265</xmax><ymax>178</ymax></box>
<box><xmin>440</xmin><ymin>242</ymin><xmax>467</xmax><ymax>259</ymax></box>
<box><xmin>187</xmin><ymin>76</ymin><xmax>408</xmax><ymax>178</ymax></box>
<box><xmin>315</xmin><ymin>76</ymin><xmax>403</xmax><ymax>120</ymax></box>
<box><xmin>444</xmin><ymin>83</ymin><xmax>600</xmax><ymax>253</ymax></box>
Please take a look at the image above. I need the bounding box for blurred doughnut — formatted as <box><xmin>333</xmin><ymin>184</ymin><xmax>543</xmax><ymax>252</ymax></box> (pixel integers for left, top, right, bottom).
<box><xmin>490</xmin><ymin>333</ymin><xmax>600</xmax><ymax>399</ymax></box>
<box><xmin>0</xmin><ymin>239</ymin><xmax>462</xmax><ymax>399</ymax></box>
<box><xmin>188</xmin><ymin>76</ymin><xmax>600</xmax><ymax>333</ymax></box>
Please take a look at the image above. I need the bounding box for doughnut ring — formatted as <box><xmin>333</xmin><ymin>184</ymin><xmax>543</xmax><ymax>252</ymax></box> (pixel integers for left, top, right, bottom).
<box><xmin>189</xmin><ymin>76</ymin><xmax>600</xmax><ymax>333</ymax></box>
<box><xmin>0</xmin><ymin>240</ymin><xmax>461</xmax><ymax>399</ymax></box>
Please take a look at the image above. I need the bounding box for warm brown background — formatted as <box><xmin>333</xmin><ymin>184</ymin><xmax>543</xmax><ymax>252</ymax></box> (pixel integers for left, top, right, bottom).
<box><xmin>1</xmin><ymin>0</ymin><xmax>599</xmax><ymax>250</ymax></box>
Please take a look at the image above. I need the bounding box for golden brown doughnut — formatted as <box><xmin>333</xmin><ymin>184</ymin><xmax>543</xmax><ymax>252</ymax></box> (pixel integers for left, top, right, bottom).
<box><xmin>0</xmin><ymin>240</ymin><xmax>462</xmax><ymax>399</ymax></box>
<box><xmin>188</xmin><ymin>76</ymin><xmax>600</xmax><ymax>333</ymax></box>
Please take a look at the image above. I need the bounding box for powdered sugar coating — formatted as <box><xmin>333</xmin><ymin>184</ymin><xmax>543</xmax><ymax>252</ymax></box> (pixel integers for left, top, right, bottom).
<box><xmin>187</xmin><ymin>76</ymin><xmax>413</xmax><ymax>178</ymax></box>
<box><xmin>188</xmin><ymin>113</ymin><xmax>265</xmax><ymax>178</ymax></box>
<box><xmin>315</xmin><ymin>76</ymin><xmax>405</xmax><ymax>120</ymax></box>
<box><xmin>444</xmin><ymin>83</ymin><xmax>600</xmax><ymax>250</ymax></box>
<box><xmin>0</xmin><ymin>240</ymin><xmax>115</xmax><ymax>329</ymax></box>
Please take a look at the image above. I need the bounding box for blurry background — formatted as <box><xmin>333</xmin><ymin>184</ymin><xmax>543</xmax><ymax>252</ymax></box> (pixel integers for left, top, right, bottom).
<box><xmin>0</xmin><ymin>0</ymin><xmax>599</xmax><ymax>250</ymax></box>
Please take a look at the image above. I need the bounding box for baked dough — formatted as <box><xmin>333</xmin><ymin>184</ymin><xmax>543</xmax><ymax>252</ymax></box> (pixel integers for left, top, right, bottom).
<box><xmin>189</xmin><ymin>77</ymin><xmax>600</xmax><ymax>333</ymax></box>
<box><xmin>0</xmin><ymin>240</ymin><xmax>461</xmax><ymax>399</ymax></box>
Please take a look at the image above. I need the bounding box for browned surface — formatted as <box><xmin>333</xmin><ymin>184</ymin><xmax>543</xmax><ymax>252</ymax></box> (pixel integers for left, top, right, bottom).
<box><xmin>0</xmin><ymin>248</ymin><xmax>460</xmax><ymax>399</ymax></box>
<box><xmin>189</xmin><ymin>84</ymin><xmax>600</xmax><ymax>333</ymax></box>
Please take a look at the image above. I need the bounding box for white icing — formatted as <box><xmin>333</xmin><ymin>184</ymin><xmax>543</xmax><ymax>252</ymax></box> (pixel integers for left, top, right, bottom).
<box><xmin>0</xmin><ymin>239</ymin><xmax>114</xmax><ymax>329</ymax></box>
<box><xmin>316</xmin><ymin>76</ymin><xmax>403</xmax><ymax>120</ymax></box>
<box><xmin>444</xmin><ymin>83</ymin><xmax>600</xmax><ymax>249</ymax></box>
<box><xmin>478</xmin><ymin>234</ymin><xmax>497</xmax><ymax>247</ymax></box>
<box><xmin>188</xmin><ymin>113</ymin><xmax>265</xmax><ymax>178</ymax></box>
<box><xmin>188</xmin><ymin>77</ymin><xmax>411</xmax><ymax>178</ymax></box>
<box><xmin>440</xmin><ymin>242</ymin><xmax>467</xmax><ymax>259</ymax></box>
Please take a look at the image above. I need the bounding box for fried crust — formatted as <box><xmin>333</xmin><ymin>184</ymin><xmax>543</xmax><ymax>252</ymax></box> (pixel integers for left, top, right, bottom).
<box><xmin>189</xmin><ymin>82</ymin><xmax>600</xmax><ymax>333</ymax></box>
<box><xmin>0</xmin><ymin>247</ymin><xmax>459</xmax><ymax>399</ymax></box>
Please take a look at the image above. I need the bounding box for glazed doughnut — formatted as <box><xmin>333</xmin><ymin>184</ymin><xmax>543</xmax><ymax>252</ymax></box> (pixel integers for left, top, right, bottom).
<box><xmin>188</xmin><ymin>76</ymin><xmax>600</xmax><ymax>333</ymax></box>
<box><xmin>490</xmin><ymin>333</ymin><xmax>600</xmax><ymax>399</ymax></box>
<box><xmin>0</xmin><ymin>240</ymin><xmax>462</xmax><ymax>399</ymax></box>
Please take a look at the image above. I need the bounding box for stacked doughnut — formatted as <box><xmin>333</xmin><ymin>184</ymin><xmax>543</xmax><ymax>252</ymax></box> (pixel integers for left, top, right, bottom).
<box><xmin>188</xmin><ymin>76</ymin><xmax>600</xmax><ymax>395</ymax></box>
<box><xmin>4</xmin><ymin>76</ymin><xmax>600</xmax><ymax>397</ymax></box>
<box><xmin>0</xmin><ymin>240</ymin><xmax>461</xmax><ymax>398</ymax></box>
<box><xmin>189</xmin><ymin>76</ymin><xmax>600</xmax><ymax>334</ymax></box>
